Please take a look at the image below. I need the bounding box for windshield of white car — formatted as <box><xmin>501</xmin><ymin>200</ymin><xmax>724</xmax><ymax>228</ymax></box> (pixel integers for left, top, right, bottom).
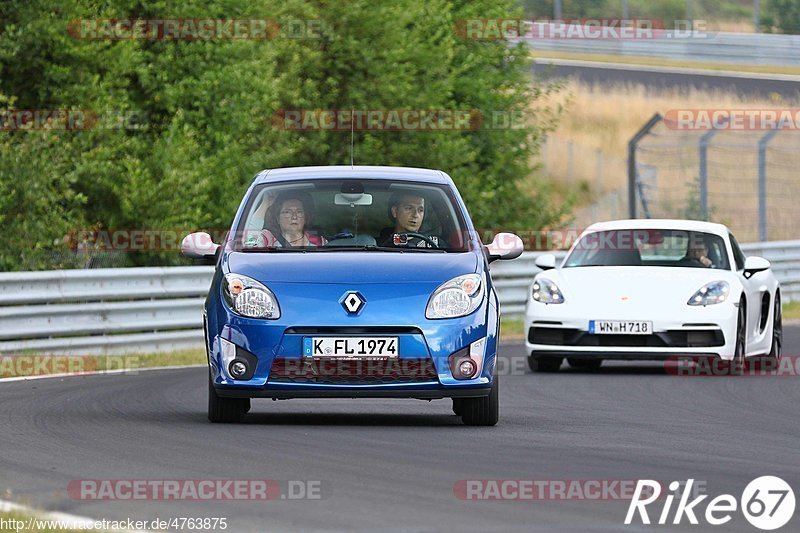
<box><xmin>231</xmin><ymin>179</ymin><xmax>470</xmax><ymax>253</ymax></box>
<box><xmin>563</xmin><ymin>229</ymin><xmax>731</xmax><ymax>270</ymax></box>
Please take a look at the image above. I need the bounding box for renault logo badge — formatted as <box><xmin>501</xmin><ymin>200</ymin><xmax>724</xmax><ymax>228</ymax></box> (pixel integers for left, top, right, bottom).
<box><xmin>340</xmin><ymin>291</ymin><xmax>365</xmax><ymax>314</ymax></box>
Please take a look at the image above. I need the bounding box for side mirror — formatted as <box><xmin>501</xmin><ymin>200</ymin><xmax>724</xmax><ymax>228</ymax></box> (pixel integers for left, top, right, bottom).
<box><xmin>535</xmin><ymin>253</ymin><xmax>557</xmax><ymax>271</ymax></box>
<box><xmin>743</xmin><ymin>256</ymin><xmax>770</xmax><ymax>279</ymax></box>
<box><xmin>486</xmin><ymin>233</ymin><xmax>524</xmax><ymax>263</ymax></box>
<box><xmin>181</xmin><ymin>232</ymin><xmax>220</xmax><ymax>261</ymax></box>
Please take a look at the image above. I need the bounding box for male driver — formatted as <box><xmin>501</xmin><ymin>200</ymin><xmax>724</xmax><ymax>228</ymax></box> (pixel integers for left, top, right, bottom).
<box><xmin>379</xmin><ymin>193</ymin><xmax>440</xmax><ymax>248</ymax></box>
<box><xmin>679</xmin><ymin>239</ymin><xmax>713</xmax><ymax>268</ymax></box>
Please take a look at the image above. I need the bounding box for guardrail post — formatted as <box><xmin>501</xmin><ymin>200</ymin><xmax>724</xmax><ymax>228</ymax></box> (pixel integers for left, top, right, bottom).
<box><xmin>758</xmin><ymin>129</ymin><xmax>779</xmax><ymax>242</ymax></box>
<box><xmin>627</xmin><ymin>113</ymin><xmax>662</xmax><ymax>219</ymax></box>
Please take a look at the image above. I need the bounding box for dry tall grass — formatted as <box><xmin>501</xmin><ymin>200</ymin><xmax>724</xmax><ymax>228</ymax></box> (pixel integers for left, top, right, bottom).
<box><xmin>529</xmin><ymin>81</ymin><xmax>800</xmax><ymax>239</ymax></box>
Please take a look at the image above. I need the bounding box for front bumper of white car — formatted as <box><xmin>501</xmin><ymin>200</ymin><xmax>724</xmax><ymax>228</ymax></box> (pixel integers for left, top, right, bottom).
<box><xmin>524</xmin><ymin>302</ymin><xmax>739</xmax><ymax>361</ymax></box>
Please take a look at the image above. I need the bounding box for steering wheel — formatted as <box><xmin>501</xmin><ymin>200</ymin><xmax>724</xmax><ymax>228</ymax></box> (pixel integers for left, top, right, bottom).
<box><xmin>397</xmin><ymin>232</ymin><xmax>440</xmax><ymax>248</ymax></box>
<box><xmin>684</xmin><ymin>256</ymin><xmax>712</xmax><ymax>268</ymax></box>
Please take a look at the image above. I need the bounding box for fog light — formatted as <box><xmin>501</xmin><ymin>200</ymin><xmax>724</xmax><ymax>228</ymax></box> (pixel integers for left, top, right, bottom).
<box><xmin>229</xmin><ymin>360</ymin><xmax>248</xmax><ymax>379</ymax></box>
<box><xmin>458</xmin><ymin>359</ymin><xmax>477</xmax><ymax>378</ymax></box>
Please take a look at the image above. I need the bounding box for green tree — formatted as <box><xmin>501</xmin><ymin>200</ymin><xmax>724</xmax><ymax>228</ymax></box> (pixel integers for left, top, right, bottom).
<box><xmin>0</xmin><ymin>0</ymin><xmax>568</xmax><ymax>270</ymax></box>
<box><xmin>763</xmin><ymin>0</ymin><xmax>800</xmax><ymax>33</ymax></box>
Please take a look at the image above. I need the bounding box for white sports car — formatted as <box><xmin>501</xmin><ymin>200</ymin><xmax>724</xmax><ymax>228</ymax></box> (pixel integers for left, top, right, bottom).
<box><xmin>524</xmin><ymin>219</ymin><xmax>782</xmax><ymax>372</ymax></box>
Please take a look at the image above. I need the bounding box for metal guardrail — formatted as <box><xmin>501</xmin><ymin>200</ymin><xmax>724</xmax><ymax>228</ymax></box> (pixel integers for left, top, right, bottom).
<box><xmin>0</xmin><ymin>267</ymin><xmax>214</xmax><ymax>355</ymax></box>
<box><xmin>490</xmin><ymin>241</ymin><xmax>800</xmax><ymax>314</ymax></box>
<box><xmin>1</xmin><ymin>241</ymin><xmax>797</xmax><ymax>354</ymax></box>
<box><xmin>523</xmin><ymin>30</ymin><xmax>800</xmax><ymax>67</ymax></box>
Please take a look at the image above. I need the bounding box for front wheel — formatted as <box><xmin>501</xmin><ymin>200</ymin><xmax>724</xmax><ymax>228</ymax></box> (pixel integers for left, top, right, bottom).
<box><xmin>460</xmin><ymin>377</ymin><xmax>499</xmax><ymax>426</ymax></box>
<box><xmin>730</xmin><ymin>300</ymin><xmax>747</xmax><ymax>375</ymax></box>
<box><xmin>208</xmin><ymin>373</ymin><xmax>249</xmax><ymax>423</ymax></box>
<box><xmin>755</xmin><ymin>292</ymin><xmax>783</xmax><ymax>371</ymax></box>
<box><xmin>769</xmin><ymin>292</ymin><xmax>782</xmax><ymax>361</ymax></box>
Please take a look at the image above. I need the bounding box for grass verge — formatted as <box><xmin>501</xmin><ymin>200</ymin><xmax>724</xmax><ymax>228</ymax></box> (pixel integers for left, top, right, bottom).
<box><xmin>0</xmin><ymin>348</ymin><xmax>206</xmax><ymax>379</ymax></box>
<box><xmin>783</xmin><ymin>301</ymin><xmax>800</xmax><ymax>321</ymax></box>
<box><xmin>532</xmin><ymin>49</ymin><xmax>800</xmax><ymax>76</ymax></box>
<box><xmin>500</xmin><ymin>316</ymin><xmax>525</xmax><ymax>342</ymax></box>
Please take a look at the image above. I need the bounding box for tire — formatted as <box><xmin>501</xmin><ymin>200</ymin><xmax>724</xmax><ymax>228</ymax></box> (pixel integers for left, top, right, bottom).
<box><xmin>567</xmin><ymin>358</ymin><xmax>602</xmax><ymax>370</ymax></box>
<box><xmin>208</xmin><ymin>373</ymin><xmax>248</xmax><ymax>423</ymax></box>
<box><xmin>460</xmin><ymin>377</ymin><xmax>499</xmax><ymax>426</ymax></box>
<box><xmin>528</xmin><ymin>355</ymin><xmax>562</xmax><ymax>373</ymax></box>
<box><xmin>730</xmin><ymin>300</ymin><xmax>747</xmax><ymax>376</ymax></box>
<box><xmin>756</xmin><ymin>292</ymin><xmax>783</xmax><ymax>371</ymax></box>
<box><xmin>769</xmin><ymin>292</ymin><xmax>783</xmax><ymax>362</ymax></box>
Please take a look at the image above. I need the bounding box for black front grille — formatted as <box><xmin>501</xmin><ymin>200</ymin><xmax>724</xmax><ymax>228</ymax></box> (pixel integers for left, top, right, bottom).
<box><xmin>529</xmin><ymin>327</ymin><xmax>724</xmax><ymax>348</ymax></box>
<box><xmin>578</xmin><ymin>333</ymin><xmax>668</xmax><ymax>347</ymax></box>
<box><xmin>269</xmin><ymin>358</ymin><xmax>439</xmax><ymax>385</ymax></box>
<box><xmin>284</xmin><ymin>327</ymin><xmax>422</xmax><ymax>335</ymax></box>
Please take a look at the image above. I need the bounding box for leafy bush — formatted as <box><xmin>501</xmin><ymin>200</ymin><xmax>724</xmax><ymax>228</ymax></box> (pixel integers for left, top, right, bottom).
<box><xmin>0</xmin><ymin>0</ymin><xmax>568</xmax><ymax>270</ymax></box>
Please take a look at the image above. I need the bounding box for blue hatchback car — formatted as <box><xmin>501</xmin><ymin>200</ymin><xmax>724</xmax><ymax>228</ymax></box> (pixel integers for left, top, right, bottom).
<box><xmin>182</xmin><ymin>166</ymin><xmax>522</xmax><ymax>425</ymax></box>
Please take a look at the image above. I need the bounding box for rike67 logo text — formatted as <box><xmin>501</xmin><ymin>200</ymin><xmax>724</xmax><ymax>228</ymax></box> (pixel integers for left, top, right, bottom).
<box><xmin>625</xmin><ymin>477</ymin><xmax>795</xmax><ymax>530</ymax></box>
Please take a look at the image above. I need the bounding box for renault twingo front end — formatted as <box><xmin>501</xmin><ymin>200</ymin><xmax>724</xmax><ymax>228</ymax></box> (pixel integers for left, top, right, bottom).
<box><xmin>182</xmin><ymin>166</ymin><xmax>522</xmax><ymax>426</ymax></box>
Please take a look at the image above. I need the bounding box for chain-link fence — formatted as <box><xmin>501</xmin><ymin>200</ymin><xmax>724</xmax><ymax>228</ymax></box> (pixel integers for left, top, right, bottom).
<box><xmin>540</xmin><ymin>122</ymin><xmax>800</xmax><ymax>242</ymax></box>
<box><xmin>631</xmin><ymin>116</ymin><xmax>800</xmax><ymax>242</ymax></box>
<box><xmin>539</xmin><ymin>136</ymin><xmax>628</xmax><ymax>228</ymax></box>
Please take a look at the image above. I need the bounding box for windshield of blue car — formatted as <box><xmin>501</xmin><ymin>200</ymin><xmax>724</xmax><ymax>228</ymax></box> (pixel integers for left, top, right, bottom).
<box><xmin>231</xmin><ymin>179</ymin><xmax>471</xmax><ymax>252</ymax></box>
<box><xmin>563</xmin><ymin>229</ymin><xmax>731</xmax><ymax>269</ymax></box>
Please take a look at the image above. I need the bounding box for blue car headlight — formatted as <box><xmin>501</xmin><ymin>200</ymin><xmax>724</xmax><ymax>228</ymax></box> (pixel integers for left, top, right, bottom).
<box><xmin>532</xmin><ymin>278</ymin><xmax>564</xmax><ymax>304</ymax></box>
<box><xmin>687</xmin><ymin>280</ymin><xmax>730</xmax><ymax>306</ymax></box>
<box><xmin>426</xmin><ymin>274</ymin><xmax>484</xmax><ymax>319</ymax></box>
<box><xmin>222</xmin><ymin>273</ymin><xmax>280</xmax><ymax>319</ymax></box>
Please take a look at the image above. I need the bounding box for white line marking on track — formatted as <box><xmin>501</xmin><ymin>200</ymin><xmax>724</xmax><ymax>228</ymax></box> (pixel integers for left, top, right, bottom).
<box><xmin>0</xmin><ymin>498</ymin><xmax>154</xmax><ymax>532</ymax></box>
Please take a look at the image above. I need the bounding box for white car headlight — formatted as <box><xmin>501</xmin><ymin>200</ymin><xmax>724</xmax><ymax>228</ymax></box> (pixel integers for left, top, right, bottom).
<box><xmin>532</xmin><ymin>278</ymin><xmax>564</xmax><ymax>304</ymax></box>
<box><xmin>222</xmin><ymin>273</ymin><xmax>280</xmax><ymax>319</ymax></box>
<box><xmin>687</xmin><ymin>281</ymin><xmax>730</xmax><ymax>306</ymax></box>
<box><xmin>426</xmin><ymin>274</ymin><xmax>484</xmax><ymax>319</ymax></box>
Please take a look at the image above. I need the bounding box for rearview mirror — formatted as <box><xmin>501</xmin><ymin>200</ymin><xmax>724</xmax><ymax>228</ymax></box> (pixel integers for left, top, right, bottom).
<box><xmin>181</xmin><ymin>232</ymin><xmax>220</xmax><ymax>261</ymax></box>
<box><xmin>486</xmin><ymin>233</ymin><xmax>523</xmax><ymax>263</ymax></box>
<box><xmin>534</xmin><ymin>253</ymin><xmax>557</xmax><ymax>271</ymax></box>
<box><xmin>743</xmin><ymin>256</ymin><xmax>770</xmax><ymax>279</ymax></box>
<box><xmin>334</xmin><ymin>193</ymin><xmax>373</xmax><ymax>206</ymax></box>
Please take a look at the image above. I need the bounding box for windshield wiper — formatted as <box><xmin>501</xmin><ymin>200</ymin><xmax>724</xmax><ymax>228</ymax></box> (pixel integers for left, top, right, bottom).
<box><xmin>315</xmin><ymin>245</ymin><xmax>447</xmax><ymax>253</ymax></box>
<box><xmin>238</xmin><ymin>245</ymin><xmax>448</xmax><ymax>253</ymax></box>
<box><xmin>237</xmin><ymin>246</ymin><xmax>304</xmax><ymax>253</ymax></box>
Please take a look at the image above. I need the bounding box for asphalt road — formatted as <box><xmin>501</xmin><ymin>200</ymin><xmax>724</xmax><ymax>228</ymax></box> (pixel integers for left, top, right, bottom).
<box><xmin>2</xmin><ymin>328</ymin><xmax>800</xmax><ymax>532</ymax></box>
<box><xmin>532</xmin><ymin>59</ymin><xmax>800</xmax><ymax>100</ymax></box>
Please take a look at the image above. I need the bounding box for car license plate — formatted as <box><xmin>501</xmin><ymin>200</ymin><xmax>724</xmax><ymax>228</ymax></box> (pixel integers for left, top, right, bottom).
<box><xmin>589</xmin><ymin>320</ymin><xmax>652</xmax><ymax>335</ymax></box>
<box><xmin>303</xmin><ymin>337</ymin><xmax>399</xmax><ymax>358</ymax></box>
